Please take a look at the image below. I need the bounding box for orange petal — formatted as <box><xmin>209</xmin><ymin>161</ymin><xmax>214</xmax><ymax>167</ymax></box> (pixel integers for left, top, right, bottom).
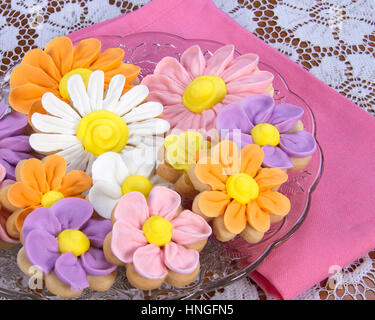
<box><xmin>103</xmin><ymin>63</ymin><xmax>141</xmax><ymax>86</ymax></box>
<box><xmin>198</xmin><ymin>191</ymin><xmax>231</xmax><ymax>217</ymax></box>
<box><xmin>19</xmin><ymin>158</ymin><xmax>49</xmax><ymax>194</ymax></box>
<box><xmin>89</xmin><ymin>47</ymin><xmax>124</xmax><ymax>72</ymax></box>
<box><xmin>59</xmin><ymin>170</ymin><xmax>92</xmax><ymax>197</ymax></box>
<box><xmin>44</xmin><ymin>36</ymin><xmax>73</xmax><ymax>76</ymax></box>
<box><xmin>240</xmin><ymin>144</ymin><xmax>264</xmax><ymax>177</ymax></box>
<box><xmin>8</xmin><ymin>182</ymin><xmax>42</xmax><ymax>208</ymax></box>
<box><xmin>8</xmin><ymin>84</ymin><xmax>57</xmax><ymax>115</ymax></box>
<box><xmin>72</xmin><ymin>38</ymin><xmax>101</xmax><ymax>69</ymax></box>
<box><xmin>28</xmin><ymin>100</ymin><xmax>48</xmax><ymax>126</ymax></box>
<box><xmin>42</xmin><ymin>155</ymin><xmax>67</xmax><ymax>190</ymax></box>
<box><xmin>211</xmin><ymin>140</ymin><xmax>240</xmax><ymax>175</ymax></box>
<box><xmin>194</xmin><ymin>156</ymin><xmax>228</xmax><ymax>190</ymax></box>
<box><xmin>15</xmin><ymin>206</ymin><xmax>40</xmax><ymax>232</ymax></box>
<box><xmin>246</xmin><ymin>200</ymin><xmax>270</xmax><ymax>233</ymax></box>
<box><xmin>257</xmin><ymin>191</ymin><xmax>291</xmax><ymax>216</ymax></box>
<box><xmin>10</xmin><ymin>64</ymin><xmax>58</xmax><ymax>90</ymax></box>
<box><xmin>223</xmin><ymin>200</ymin><xmax>247</xmax><ymax>234</ymax></box>
<box><xmin>254</xmin><ymin>168</ymin><xmax>288</xmax><ymax>192</ymax></box>
<box><xmin>21</xmin><ymin>48</ymin><xmax>62</xmax><ymax>82</ymax></box>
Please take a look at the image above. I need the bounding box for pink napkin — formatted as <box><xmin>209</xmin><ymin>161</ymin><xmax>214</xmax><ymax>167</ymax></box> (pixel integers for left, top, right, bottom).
<box><xmin>69</xmin><ymin>0</ymin><xmax>375</xmax><ymax>300</ymax></box>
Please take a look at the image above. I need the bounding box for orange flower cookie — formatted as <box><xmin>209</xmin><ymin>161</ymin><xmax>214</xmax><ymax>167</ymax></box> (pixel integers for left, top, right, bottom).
<box><xmin>9</xmin><ymin>36</ymin><xmax>140</xmax><ymax>118</ymax></box>
<box><xmin>0</xmin><ymin>155</ymin><xmax>92</xmax><ymax>240</ymax></box>
<box><xmin>156</xmin><ymin>131</ymin><xmax>211</xmax><ymax>199</ymax></box>
<box><xmin>189</xmin><ymin>140</ymin><xmax>291</xmax><ymax>243</ymax></box>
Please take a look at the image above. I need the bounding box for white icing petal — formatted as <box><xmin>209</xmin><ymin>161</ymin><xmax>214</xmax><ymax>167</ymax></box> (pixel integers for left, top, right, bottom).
<box><xmin>88</xmin><ymin>180</ymin><xmax>122</xmax><ymax>219</ymax></box>
<box><xmin>67</xmin><ymin>74</ymin><xmax>92</xmax><ymax>116</ymax></box>
<box><xmin>87</xmin><ymin>70</ymin><xmax>104</xmax><ymax>111</ymax></box>
<box><xmin>127</xmin><ymin>135</ymin><xmax>165</xmax><ymax>149</ymax></box>
<box><xmin>91</xmin><ymin>152</ymin><xmax>129</xmax><ymax>185</ymax></box>
<box><xmin>112</xmin><ymin>85</ymin><xmax>149</xmax><ymax>116</ymax></box>
<box><xmin>102</xmin><ymin>75</ymin><xmax>126</xmax><ymax>110</ymax></box>
<box><xmin>31</xmin><ymin>113</ymin><xmax>77</xmax><ymax>134</ymax></box>
<box><xmin>121</xmin><ymin>147</ymin><xmax>157</xmax><ymax>177</ymax></box>
<box><xmin>41</xmin><ymin>92</ymin><xmax>81</xmax><ymax>121</ymax></box>
<box><xmin>57</xmin><ymin>144</ymin><xmax>90</xmax><ymax>172</ymax></box>
<box><xmin>122</xmin><ymin>101</ymin><xmax>163</xmax><ymax>123</ymax></box>
<box><xmin>128</xmin><ymin>119</ymin><xmax>170</xmax><ymax>136</ymax></box>
<box><xmin>30</xmin><ymin>133</ymin><xmax>80</xmax><ymax>153</ymax></box>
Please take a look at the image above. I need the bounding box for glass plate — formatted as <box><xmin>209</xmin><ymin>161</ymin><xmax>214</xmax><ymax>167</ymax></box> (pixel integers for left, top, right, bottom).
<box><xmin>0</xmin><ymin>32</ymin><xmax>323</xmax><ymax>300</ymax></box>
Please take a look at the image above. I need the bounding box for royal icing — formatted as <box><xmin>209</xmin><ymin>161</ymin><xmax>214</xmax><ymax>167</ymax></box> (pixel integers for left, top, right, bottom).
<box><xmin>111</xmin><ymin>187</ymin><xmax>212</xmax><ymax>280</ymax></box>
<box><xmin>29</xmin><ymin>71</ymin><xmax>170</xmax><ymax>173</ymax></box>
<box><xmin>141</xmin><ymin>44</ymin><xmax>274</xmax><ymax>132</ymax></box>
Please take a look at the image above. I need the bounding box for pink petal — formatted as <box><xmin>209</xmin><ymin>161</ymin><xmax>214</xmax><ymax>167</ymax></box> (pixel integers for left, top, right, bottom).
<box><xmin>147</xmin><ymin>186</ymin><xmax>180</xmax><ymax>220</ymax></box>
<box><xmin>226</xmin><ymin>70</ymin><xmax>274</xmax><ymax>94</ymax></box>
<box><xmin>148</xmin><ymin>91</ymin><xmax>182</xmax><ymax>106</ymax></box>
<box><xmin>221</xmin><ymin>53</ymin><xmax>259</xmax><ymax>82</ymax></box>
<box><xmin>133</xmin><ymin>244</ymin><xmax>168</xmax><ymax>280</ymax></box>
<box><xmin>204</xmin><ymin>44</ymin><xmax>234</xmax><ymax>76</ymax></box>
<box><xmin>0</xmin><ymin>163</ymin><xmax>5</xmax><ymax>181</ymax></box>
<box><xmin>180</xmin><ymin>45</ymin><xmax>206</xmax><ymax>79</ymax></box>
<box><xmin>141</xmin><ymin>74</ymin><xmax>185</xmax><ymax>95</ymax></box>
<box><xmin>173</xmin><ymin>112</ymin><xmax>202</xmax><ymax>131</ymax></box>
<box><xmin>111</xmin><ymin>220</ymin><xmax>147</xmax><ymax>264</ymax></box>
<box><xmin>154</xmin><ymin>57</ymin><xmax>192</xmax><ymax>87</ymax></box>
<box><xmin>171</xmin><ymin>210</ymin><xmax>212</xmax><ymax>245</ymax></box>
<box><xmin>113</xmin><ymin>192</ymin><xmax>149</xmax><ymax>228</ymax></box>
<box><xmin>201</xmin><ymin>108</ymin><xmax>217</xmax><ymax>131</ymax></box>
<box><xmin>164</xmin><ymin>242</ymin><xmax>199</xmax><ymax>274</ymax></box>
<box><xmin>222</xmin><ymin>94</ymin><xmax>244</xmax><ymax>105</ymax></box>
<box><xmin>163</xmin><ymin>104</ymin><xmax>193</xmax><ymax>129</ymax></box>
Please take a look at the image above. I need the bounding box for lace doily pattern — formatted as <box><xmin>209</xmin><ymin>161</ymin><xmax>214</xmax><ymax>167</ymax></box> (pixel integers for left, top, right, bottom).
<box><xmin>0</xmin><ymin>0</ymin><xmax>374</xmax><ymax>300</ymax></box>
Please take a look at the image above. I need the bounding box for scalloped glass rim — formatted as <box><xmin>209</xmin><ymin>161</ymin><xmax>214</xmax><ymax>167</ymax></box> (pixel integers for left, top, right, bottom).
<box><xmin>0</xmin><ymin>32</ymin><xmax>324</xmax><ymax>300</ymax></box>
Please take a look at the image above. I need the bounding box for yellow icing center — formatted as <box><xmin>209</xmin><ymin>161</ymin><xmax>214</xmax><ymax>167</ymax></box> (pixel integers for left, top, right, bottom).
<box><xmin>121</xmin><ymin>175</ymin><xmax>153</xmax><ymax>199</ymax></box>
<box><xmin>76</xmin><ymin>110</ymin><xmax>129</xmax><ymax>156</ymax></box>
<box><xmin>57</xmin><ymin>229</ymin><xmax>90</xmax><ymax>257</ymax></box>
<box><xmin>226</xmin><ymin>173</ymin><xmax>259</xmax><ymax>204</ymax></box>
<box><xmin>182</xmin><ymin>75</ymin><xmax>227</xmax><ymax>113</ymax></box>
<box><xmin>41</xmin><ymin>190</ymin><xmax>64</xmax><ymax>208</ymax></box>
<box><xmin>59</xmin><ymin>68</ymin><xmax>92</xmax><ymax>100</ymax></box>
<box><xmin>164</xmin><ymin>131</ymin><xmax>210</xmax><ymax>172</ymax></box>
<box><xmin>251</xmin><ymin>123</ymin><xmax>280</xmax><ymax>147</ymax></box>
<box><xmin>142</xmin><ymin>216</ymin><xmax>173</xmax><ymax>247</ymax></box>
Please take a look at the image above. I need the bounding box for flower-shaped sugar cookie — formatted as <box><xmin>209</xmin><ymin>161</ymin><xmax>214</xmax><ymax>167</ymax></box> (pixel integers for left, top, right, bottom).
<box><xmin>17</xmin><ymin>198</ymin><xmax>116</xmax><ymax>298</ymax></box>
<box><xmin>156</xmin><ymin>131</ymin><xmax>211</xmax><ymax>199</ymax></box>
<box><xmin>141</xmin><ymin>44</ymin><xmax>274</xmax><ymax>132</ymax></box>
<box><xmin>1</xmin><ymin>155</ymin><xmax>91</xmax><ymax>240</ymax></box>
<box><xmin>88</xmin><ymin>148</ymin><xmax>166</xmax><ymax>220</ymax></box>
<box><xmin>9</xmin><ymin>36</ymin><xmax>140</xmax><ymax>116</ymax></box>
<box><xmin>216</xmin><ymin>95</ymin><xmax>317</xmax><ymax>170</ymax></box>
<box><xmin>0</xmin><ymin>163</ymin><xmax>18</xmax><ymax>249</ymax></box>
<box><xmin>0</xmin><ymin>102</ymin><xmax>33</xmax><ymax>180</ymax></box>
<box><xmin>189</xmin><ymin>140</ymin><xmax>290</xmax><ymax>244</ymax></box>
<box><xmin>29</xmin><ymin>70</ymin><xmax>170</xmax><ymax>173</ymax></box>
<box><xmin>103</xmin><ymin>186</ymin><xmax>212</xmax><ymax>290</ymax></box>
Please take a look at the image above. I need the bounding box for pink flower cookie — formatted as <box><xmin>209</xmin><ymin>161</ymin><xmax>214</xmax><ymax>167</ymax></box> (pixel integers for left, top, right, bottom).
<box><xmin>141</xmin><ymin>44</ymin><xmax>274</xmax><ymax>132</ymax></box>
<box><xmin>103</xmin><ymin>186</ymin><xmax>212</xmax><ymax>290</ymax></box>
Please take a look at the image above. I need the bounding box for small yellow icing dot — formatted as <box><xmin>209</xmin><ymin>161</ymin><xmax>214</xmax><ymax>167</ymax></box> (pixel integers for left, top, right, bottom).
<box><xmin>59</xmin><ymin>68</ymin><xmax>92</xmax><ymax>100</ymax></box>
<box><xmin>41</xmin><ymin>190</ymin><xmax>64</xmax><ymax>208</ymax></box>
<box><xmin>76</xmin><ymin>110</ymin><xmax>129</xmax><ymax>156</ymax></box>
<box><xmin>165</xmin><ymin>131</ymin><xmax>210</xmax><ymax>172</ymax></box>
<box><xmin>121</xmin><ymin>175</ymin><xmax>153</xmax><ymax>199</ymax></box>
<box><xmin>226</xmin><ymin>173</ymin><xmax>259</xmax><ymax>204</ymax></box>
<box><xmin>182</xmin><ymin>75</ymin><xmax>227</xmax><ymax>113</ymax></box>
<box><xmin>142</xmin><ymin>216</ymin><xmax>173</xmax><ymax>247</ymax></box>
<box><xmin>251</xmin><ymin>123</ymin><xmax>280</xmax><ymax>147</ymax></box>
<box><xmin>57</xmin><ymin>229</ymin><xmax>90</xmax><ymax>257</ymax></box>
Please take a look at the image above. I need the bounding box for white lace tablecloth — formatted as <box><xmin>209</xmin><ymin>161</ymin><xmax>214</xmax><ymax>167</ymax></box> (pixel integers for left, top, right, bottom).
<box><xmin>0</xmin><ymin>0</ymin><xmax>374</xmax><ymax>300</ymax></box>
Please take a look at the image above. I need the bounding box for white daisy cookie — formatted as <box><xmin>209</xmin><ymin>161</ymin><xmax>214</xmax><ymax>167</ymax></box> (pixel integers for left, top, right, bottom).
<box><xmin>88</xmin><ymin>149</ymin><xmax>166</xmax><ymax>219</ymax></box>
<box><xmin>29</xmin><ymin>70</ymin><xmax>170</xmax><ymax>173</ymax></box>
